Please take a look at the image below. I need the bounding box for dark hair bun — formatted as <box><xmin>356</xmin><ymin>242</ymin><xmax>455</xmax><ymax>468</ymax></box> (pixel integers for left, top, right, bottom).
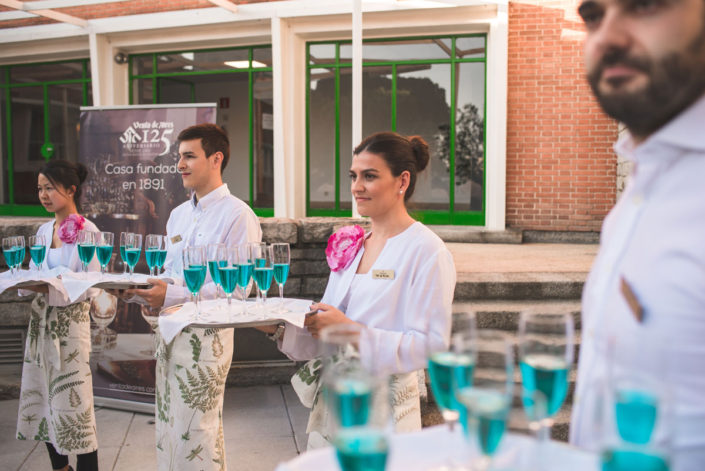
<box><xmin>75</xmin><ymin>162</ymin><xmax>88</xmax><ymax>184</ymax></box>
<box><xmin>408</xmin><ymin>135</ymin><xmax>430</xmax><ymax>172</ymax></box>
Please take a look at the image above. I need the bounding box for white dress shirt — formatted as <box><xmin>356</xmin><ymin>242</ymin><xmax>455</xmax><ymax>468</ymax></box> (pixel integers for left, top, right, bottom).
<box><xmin>570</xmin><ymin>95</ymin><xmax>705</xmax><ymax>471</ymax></box>
<box><xmin>280</xmin><ymin>221</ymin><xmax>456</xmax><ymax>375</ymax></box>
<box><xmin>162</xmin><ymin>183</ymin><xmax>262</xmax><ymax>308</ymax></box>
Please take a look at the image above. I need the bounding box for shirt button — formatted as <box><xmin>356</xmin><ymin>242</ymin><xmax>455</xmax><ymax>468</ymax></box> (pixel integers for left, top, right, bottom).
<box><xmin>632</xmin><ymin>194</ymin><xmax>643</xmax><ymax>205</ymax></box>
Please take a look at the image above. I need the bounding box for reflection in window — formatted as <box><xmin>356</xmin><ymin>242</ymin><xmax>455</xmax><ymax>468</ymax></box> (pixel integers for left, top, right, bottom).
<box><xmin>397</xmin><ymin>64</ymin><xmax>451</xmax><ymax>211</ymax></box>
<box><xmin>307</xmin><ymin>35</ymin><xmax>486</xmax><ymax>223</ymax></box>
<box><xmin>341</xmin><ymin>38</ymin><xmax>453</xmax><ymax>62</ymax></box>
<box><xmin>2</xmin><ymin>59</ymin><xmax>91</xmax><ymax>206</ymax></box>
<box><xmin>131</xmin><ymin>47</ymin><xmax>274</xmax><ymax>211</ymax></box>
<box><xmin>308</xmin><ymin>73</ymin><xmax>337</xmax><ymax>210</ymax></box>
<box><xmin>452</xmin><ymin>62</ymin><xmax>485</xmax><ymax>212</ymax></box>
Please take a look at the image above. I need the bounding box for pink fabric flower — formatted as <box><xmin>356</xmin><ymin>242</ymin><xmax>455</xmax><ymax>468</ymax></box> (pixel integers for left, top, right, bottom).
<box><xmin>326</xmin><ymin>225</ymin><xmax>365</xmax><ymax>272</ymax></box>
<box><xmin>57</xmin><ymin>214</ymin><xmax>85</xmax><ymax>244</ymax></box>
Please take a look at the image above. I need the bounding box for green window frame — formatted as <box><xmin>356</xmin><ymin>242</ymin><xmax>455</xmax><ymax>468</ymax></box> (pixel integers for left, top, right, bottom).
<box><xmin>0</xmin><ymin>59</ymin><xmax>92</xmax><ymax>216</ymax></box>
<box><xmin>306</xmin><ymin>35</ymin><xmax>487</xmax><ymax>225</ymax></box>
<box><xmin>129</xmin><ymin>46</ymin><xmax>274</xmax><ymax>217</ymax></box>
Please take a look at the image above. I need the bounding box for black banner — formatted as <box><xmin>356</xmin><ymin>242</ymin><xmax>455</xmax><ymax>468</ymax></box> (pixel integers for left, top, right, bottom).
<box><xmin>79</xmin><ymin>104</ymin><xmax>216</xmax><ymax>409</ymax></box>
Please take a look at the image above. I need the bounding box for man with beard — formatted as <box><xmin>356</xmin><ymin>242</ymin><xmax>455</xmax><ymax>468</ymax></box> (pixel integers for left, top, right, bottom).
<box><xmin>571</xmin><ymin>0</ymin><xmax>705</xmax><ymax>469</ymax></box>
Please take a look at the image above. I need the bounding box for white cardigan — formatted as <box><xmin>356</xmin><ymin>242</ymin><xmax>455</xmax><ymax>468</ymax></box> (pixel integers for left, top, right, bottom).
<box><xmin>25</xmin><ymin>218</ymin><xmax>101</xmax><ymax>305</ymax></box>
<box><xmin>280</xmin><ymin>222</ymin><xmax>456</xmax><ymax>375</ymax></box>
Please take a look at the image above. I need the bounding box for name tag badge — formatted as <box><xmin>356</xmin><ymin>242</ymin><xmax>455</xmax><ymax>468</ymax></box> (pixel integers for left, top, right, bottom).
<box><xmin>372</xmin><ymin>269</ymin><xmax>395</xmax><ymax>280</ymax></box>
<box><xmin>170</xmin><ymin>235</ymin><xmax>182</xmax><ymax>244</ymax></box>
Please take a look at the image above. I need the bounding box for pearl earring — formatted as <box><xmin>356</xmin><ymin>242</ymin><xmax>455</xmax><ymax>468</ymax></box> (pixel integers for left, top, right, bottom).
<box><xmin>399</xmin><ymin>190</ymin><xmax>403</xmax><ymax>194</ymax></box>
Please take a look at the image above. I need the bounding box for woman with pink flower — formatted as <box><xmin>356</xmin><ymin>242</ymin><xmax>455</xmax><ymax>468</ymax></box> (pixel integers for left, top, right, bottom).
<box><xmin>269</xmin><ymin>132</ymin><xmax>456</xmax><ymax>448</ymax></box>
<box><xmin>17</xmin><ymin>160</ymin><xmax>101</xmax><ymax>471</ymax></box>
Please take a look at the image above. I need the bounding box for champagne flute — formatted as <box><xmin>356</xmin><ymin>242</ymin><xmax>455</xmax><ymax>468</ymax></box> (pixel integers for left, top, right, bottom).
<box><xmin>29</xmin><ymin>235</ymin><xmax>47</xmax><ymax>273</ymax></box>
<box><xmin>77</xmin><ymin>230</ymin><xmax>96</xmax><ymax>272</ymax></box>
<box><xmin>427</xmin><ymin>312</ymin><xmax>478</xmax><ymax>431</ymax></box>
<box><xmin>253</xmin><ymin>245</ymin><xmax>274</xmax><ymax>316</ymax></box>
<box><xmin>95</xmin><ymin>231</ymin><xmax>114</xmax><ymax>276</ymax></box>
<box><xmin>235</xmin><ymin>244</ymin><xmax>254</xmax><ymax>315</ymax></box>
<box><xmin>207</xmin><ymin>243</ymin><xmax>226</xmax><ymax>299</ymax></box>
<box><xmin>90</xmin><ymin>290</ymin><xmax>118</xmax><ymax>353</ymax></box>
<box><xmin>599</xmin><ymin>334</ymin><xmax>672</xmax><ymax>471</ymax></box>
<box><xmin>270</xmin><ymin>242</ymin><xmax>290</xmax><ymax>313</ymax></box>
<box><xmin>140</xmin><ymin>305</ymin><xmax>160</xmax><ymax>357</ymax></box>
<box><xmin>14</xmin><ymin>235</ymin><xmax>26</xmax><ymax>274</ymax></box>
<box><xmin>249</xmin><ymin>242</ymin><xmax>266</xmax><ymax>306</ymax></box>
<box><xmin>518</xmin><ymin>307</ymin><xmax>574</xmax><ymax>443</ymax></box>
<box><xmin>156</xmin><ymin>237</ymin><xmax>168</xmax><ymax>275</ymax></box>
<box><xmin>146</xmin><ymin>234</ymin><xmax>166</xmax><ymax>277</ymax></box>
<box><xmin>3</xmin><ymin>237</ymin><xmax>18</xmax><ymax>277</ymax></box>
<box><xmin>124</xmin><ymin>233</ymin><xmax>142</xmax><ymax>280</ymax></box>
<box><xmin>320</xmin><ymin>324</ymin><xmax>390</xmax><ymax>471</ymax></box>
<box><xmin>456</xmin><ymin>331</ymin><xmax>514</xmax><ymax>471</ymax></box>
<box><xmin>119</xmin><ymin>232</ymin><xmax>131</xmax><ymax>275</ymax></box>
<box><xmin>182</xmin><ymin>245</ymin><xmax>207</xmax><ymax>320</ymax></box>
<box><xmin>218</xmin><ymin>246</ymin><xmax>239</xmax><ymax>318</ymax></box>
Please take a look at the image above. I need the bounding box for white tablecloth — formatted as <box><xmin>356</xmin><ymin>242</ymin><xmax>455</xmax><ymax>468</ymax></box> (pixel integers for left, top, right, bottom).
<box><xmin>158</xmin><ymin>297</ymin><xmax>312</xmax><ymax>343</ymax></box>
<box><xmin>275</xmin><ymin>425</ymin><xmax>599</xmax><ymax>471</ymax></box>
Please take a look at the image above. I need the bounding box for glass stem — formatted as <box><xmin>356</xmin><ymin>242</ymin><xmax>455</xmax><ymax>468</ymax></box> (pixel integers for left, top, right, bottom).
<box><xmin>279</xmin><ymin>283</ymin><xmax>284</xmax><ymax>308</ymax></box>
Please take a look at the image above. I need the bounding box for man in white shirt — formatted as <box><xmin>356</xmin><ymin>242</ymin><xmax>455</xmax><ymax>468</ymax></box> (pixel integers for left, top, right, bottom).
<box><xmin>572</xmin><ymin>1</ymin><xmax>705</xmax><ymax>470</ymax></box>
<box><xmin>131</xmin><ymin>123</ymin><xmax>261</xmax><ymax>308</ymax></box>
<box><xmin>128</xmin><ymin>123</ymin><xmax>261</xmax><ymax>470</ymax></box>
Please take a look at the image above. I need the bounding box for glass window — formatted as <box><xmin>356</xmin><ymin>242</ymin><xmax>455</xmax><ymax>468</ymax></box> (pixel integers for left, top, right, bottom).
<box><xmin>362</xmin><ymin>67</ymin><xmax>393</xmax><ymax>140</ymax></box>
<box><xmin>397</xmin><ymin>63</ymin><xmax>451</xmax><ymax>212</ymax></box>
<box><xmin>132</xmin><ymin>78</ymin><xmax>153</xmax><ymax>104</ymax></box>
<box><xmin>47</xmin><ymin>83</ymin><xmax>84</xmax><ymax>162</ymax></box>
<box><xmin>309</xmin><ymin>44</ymin><xmax>336</xmax><ymax>65</ymax></box>
<box><xmin>157</xmin><ymin>49</ymin><xmax>249</xmax><ymax>74</ymax></box>
<box><xmin>10</xmin><ymin>62</ymin><xmax>84</xmax><ymax>83</ymax></box>
<box><xmin>132</xmin><ymin>47</ymin><xmax>274</xmax><ymax>212</ymax></box>
<box><xmin>158</xmin><ymin>77</ymin><xmax>195</xmax><ymax>103</ymax></box>
<box><xmin>253</xmin><ymin>47</ymin><xmax>272</xmax><ymax>68</ymax></box>
<box><xmin>1</xmin><ymin>86</ymin><xmax>7</xmax><ymax>204</ymax></box>
<box><xmin>341</xmin><ymin>38</ymin><xmax>452</xmax><ymax>62</ymax></box>
<box><xmin>253</xmin><ymin>71</ymin><xmax>274</xmax><ymax>208</ymax></box>
<box><xmin>306</xmin><ymin>35</ymin><xmax>486</xmax><ymax>224</ymax></box>
<box><xmin>132</xmin><ymin>55</ymin><xmax>154</xmax><ymax>76</ymax></box>
<box><xmin>453</xmin><ymin>62</ymin><xmax>485</xmax><ymax>212</ymax></box>
<box><xmin>10</xmin><ymin>86</ymin><xmax>45</xmax><ymax>205</ymax></box>
<box><xmin>1</xmin><ymin>59</ymin><xmax>90</xmax><ymax>209</ymax></box>
<box><xmin>308</xmin><ymin>72</ymin><xmax>337</xmax><ymax>210</ymax></box>
<box><xmin>456</xmin><ymin>36</ymin><xmax>485</xmax><ymax>59</ymax></box>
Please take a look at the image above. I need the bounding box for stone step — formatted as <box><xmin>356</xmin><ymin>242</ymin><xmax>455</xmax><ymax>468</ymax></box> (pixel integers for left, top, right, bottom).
<box><xmin>454</xmin><ymin>272</ymin><xmax>586</xmax><ymax>301</ymax></box>
<box><xmin>453</xmin><ymin>300</ymin><xmax>583</xmax><ymax>331</ymax></box>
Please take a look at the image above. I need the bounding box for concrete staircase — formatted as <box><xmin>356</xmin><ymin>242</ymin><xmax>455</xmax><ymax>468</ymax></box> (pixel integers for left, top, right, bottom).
<box><xmin>421</xmin><ymin>271</ymin><xmax>587</xmax><ymax>442</ymax></box>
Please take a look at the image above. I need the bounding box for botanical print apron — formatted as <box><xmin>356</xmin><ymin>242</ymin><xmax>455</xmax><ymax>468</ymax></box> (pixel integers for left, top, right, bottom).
<box><xmin>291</xmin><ymin>357</ymin><xmax>422</xmax><ymax>450</ymax></box>
<box><xmin>16</xmin><ymin>294</ymin><xmax>98</xmax><ymax>455</ymax></box>
<box><xmin>155</xmin><ymin>326</ymin><xmax>234</xmax><ymax>471</ymax></box>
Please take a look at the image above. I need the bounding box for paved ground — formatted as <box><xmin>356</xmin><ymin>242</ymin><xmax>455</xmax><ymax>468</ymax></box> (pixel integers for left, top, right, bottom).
<box><xmin>0</xmin><ymin>242</ymin><xmax>599</xmax><ymax>470</ymax></box>
<box><xmin>0</xmin><ymin>384</ymin><xmax>309</xmax><ymax>471</ymax></box>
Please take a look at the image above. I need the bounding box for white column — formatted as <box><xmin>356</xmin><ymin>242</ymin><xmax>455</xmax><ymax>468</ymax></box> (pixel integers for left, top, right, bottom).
<box><xmin>271</xmin><ymin>16</ymin><xmax>306</xmax><ymax>218</ymax></box>
<box><xmin>351</xmin><ymin>0</ymin><xmax>362</xmax><ymax>218</ymax></box>
<box><xmin>484</xmin><ymin>3</ymin><xmax>508</xmax><ymax>230</ymax></box>
<box><xmin>88</xmin><ymin>32</ymin><xmax>129</xmax><ymax>106</ymax></box>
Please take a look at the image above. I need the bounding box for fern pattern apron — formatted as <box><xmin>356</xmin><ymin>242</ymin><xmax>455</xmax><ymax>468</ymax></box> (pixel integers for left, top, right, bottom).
<box><xmin>16</xmin><ymin>294</ymin><xmax>98</xmax><ymax>455</ymax></box>
<box><xmin>154</xmin><ymin>326</ymin><xmax>234</xmax><ymax>471</ymax></box>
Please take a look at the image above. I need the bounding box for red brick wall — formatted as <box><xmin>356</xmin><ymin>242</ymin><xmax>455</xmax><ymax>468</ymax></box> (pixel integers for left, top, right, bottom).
<box><xmin>507</xmin><ymin>1</ymin><xmax>618</xmax><ymax>232</ymax></box>
<box><xmin>0</xmin><ymin>1</ymin><xmax>271</xmax><ymax>29</ymax></box>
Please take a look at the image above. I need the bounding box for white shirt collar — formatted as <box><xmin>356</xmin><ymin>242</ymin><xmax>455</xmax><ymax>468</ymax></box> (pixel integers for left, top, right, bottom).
<box><xmin>189</xmin><ymin>183</ymin><xmax>230</xmax><ymax>211</ymax></box>
<box><xmin>615</xmin><ymin>93</ymin><xmax>705</xmax><ymax>161</ymax></box>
